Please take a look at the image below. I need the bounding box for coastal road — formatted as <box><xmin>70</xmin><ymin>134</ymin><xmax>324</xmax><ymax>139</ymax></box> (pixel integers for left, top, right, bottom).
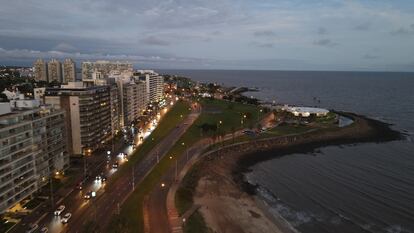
<box><xmin>61</xmin><ymin>103</ymin><xmax>200</xmax><ymax>232</ymax></box>
<box><xmin>11</xmin><ymin>98</ymin><xmax>174</xmax><ymax>233</ymax></box>
<box><xmin>9</xmin><ymin>138</ymin><xmax>129</xmax><ymax>233</ymax></box>
<box><xmin>147</xmin><ymin>138</ymin><xmax>211</xmax><ymax>233</ymax></box>
<box><xmin>146</xmin><ymin>112</ymin><xmax>275</xmax><ymax>233</ymax></box>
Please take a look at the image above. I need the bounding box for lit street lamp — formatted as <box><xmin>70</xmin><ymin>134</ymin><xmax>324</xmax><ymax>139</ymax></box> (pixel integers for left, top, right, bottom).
<box><xmin>170</xmin><ymin>155</ymin><xmax>178</xmax><ymax>180</ymax></box>
<box><xmin>182</xmin><ymin>142</ymin><xmax>189</xmax><ymax>161</ymax></box>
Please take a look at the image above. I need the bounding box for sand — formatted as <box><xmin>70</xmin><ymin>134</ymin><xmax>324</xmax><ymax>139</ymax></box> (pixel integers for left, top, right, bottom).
<box><xmin>192</xmin><ymin>149</ymin><xmax>298</xmax><ymax>233</ymax></box>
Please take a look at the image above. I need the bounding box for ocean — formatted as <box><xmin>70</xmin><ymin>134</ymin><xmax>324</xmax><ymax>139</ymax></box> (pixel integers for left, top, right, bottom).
<box><xmin>160</xmin><ymin>70</ymin><xmax>414</xmax><ymax>233</ymax></box>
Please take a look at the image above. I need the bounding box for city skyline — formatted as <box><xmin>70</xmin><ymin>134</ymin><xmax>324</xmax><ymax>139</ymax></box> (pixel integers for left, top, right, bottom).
<box><xmin>0</xmin><ymin>0</ymin><xmax>413</xmax><ymax>71</ymax></box>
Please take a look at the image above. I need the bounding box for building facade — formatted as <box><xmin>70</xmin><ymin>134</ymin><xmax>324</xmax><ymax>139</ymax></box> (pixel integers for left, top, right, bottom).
<box><xmin>47</xmin><ymin>59</ymin><xmax>62</xmax><ymax>83</ymax></box>
<box><xmin>110</xmin><ymin>85</ymin><xmax>120</xmax><ymax>136</ymax></box>
<box><xmin>145</xmin><ymin>74</ymin><xmax>164</xmax><ymax>103</ymax></box>
<box><xmin>120</xmin><ymin>81</ymin><xmax>147</xmax><ymax>126</ymax></box>
<box><xmin>0</xmin><ymin>101</ymin><xmax>69</xmax><ymax>213</ymax></box>
<box><xmin>33</xmin><ymin>59</ymin><xmax>48</xmax><ymax>82</ymax></box>
<box><xmin>44</xmin><ymin>83</ymin><xmax>119</xmax><ymax>156</ymax></box>
<box><xmin>81</xmin><ymin>61</ymin><xmax>133</xmax><ymax>82</ymax></box>
<box><xmin>62</xmin><ymin>58</ymin><xmax>76</xmax><ymax>83</ymax></box>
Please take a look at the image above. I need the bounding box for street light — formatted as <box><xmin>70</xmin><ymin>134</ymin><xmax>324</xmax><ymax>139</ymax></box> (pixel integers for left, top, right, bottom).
<box><xmin>182</xmin><ymin>142</ymin><xmax>189</xmax><ymax>161</ymax></box>
<box><xmin>170</xmin><ymin>155</ymin><xmax>178</xmax><ymax>180</ymax></box>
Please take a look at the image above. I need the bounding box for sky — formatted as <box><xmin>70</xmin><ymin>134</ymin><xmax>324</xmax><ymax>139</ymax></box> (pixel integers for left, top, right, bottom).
<box><xmin>0</xmin><ymin>0</ymin><xmax>413</xmax><ymax>71</ymax></box>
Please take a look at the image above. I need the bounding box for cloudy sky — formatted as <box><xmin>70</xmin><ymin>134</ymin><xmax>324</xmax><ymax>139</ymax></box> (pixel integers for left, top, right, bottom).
<box><xmin>0</xmin><ymin>0</ymin><xmax>413</xmax><ymax>71</ymax></box>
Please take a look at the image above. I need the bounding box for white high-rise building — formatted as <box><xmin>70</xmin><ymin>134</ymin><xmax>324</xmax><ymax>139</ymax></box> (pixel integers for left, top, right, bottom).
<box><xmin>145</xmin><ymin>74</ymin><xmax>164</xmax><ymax>103</ymax></box>
<box><xmin>47</xmin><ymin>59</ymin><xmax>62</xmax><ymax>83</ymax></box>
<box><xmin>120</xmin><ymin>81</ymin><xmax>147</xmax><ymax>126</ymax></box>
<box><xmin>63</xmin><ymin>58</ymin><xmax>76</xmax><ymax>83</ymax></box>
<box><xmin>33</xmin><ymin>59</ymin><xmax>48</xmax><ymax>82</ymax></box>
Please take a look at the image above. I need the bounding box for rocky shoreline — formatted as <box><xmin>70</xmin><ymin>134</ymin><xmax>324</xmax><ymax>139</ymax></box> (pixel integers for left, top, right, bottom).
<box><xmin>191</xmin><ymin>112</ymin><xmax>403</xmax><ymax>233</ymax></box>
<box><xmin>234</xmin><ymin>112</ymin><xmax>403</xmax><ymax>193</ymax></box>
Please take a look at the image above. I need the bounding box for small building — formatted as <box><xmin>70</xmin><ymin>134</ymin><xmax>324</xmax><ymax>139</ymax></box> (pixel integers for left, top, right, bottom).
<box><xmin>283</xmin><ymin>106</ymin><xmax>329</xmax><ymax>117</ymax></box>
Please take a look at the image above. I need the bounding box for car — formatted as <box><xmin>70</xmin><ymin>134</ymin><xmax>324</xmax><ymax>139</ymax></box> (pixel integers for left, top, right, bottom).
<box><xmin>84</xmin><ymin>191</ymin><xmax>93</xmax><ymax>199</ymax></box>
<box><xmin>61</xmin><ymin>213</ymin><xmax>72</xmax><ymax>223</ymax></box>
<box><xmin>76</xmin><ymin>181</ymin><xmax>84</xmax><ymax>190</ymax></box>
<box><xmin>26</xmin><ymin>224</ymin><xmax>38</xmax><ymax>233</ymax></box>
<box><xmin>112</xmin><ymin>162</ymin><xmax>118</xmax><ymax>168</ymax></box>
<box><xmin>54</xmin><ymin>205</ymin><xmax>65</xmax><ymax>215</ymax></box>
<box><xmin>40</xmin><ymin>226</ymin><xmax>48</xmax><ymax>233</ymax></box>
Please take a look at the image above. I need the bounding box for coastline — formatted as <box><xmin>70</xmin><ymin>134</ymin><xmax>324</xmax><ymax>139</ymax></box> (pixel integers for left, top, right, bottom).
<box><xmin>190</xmin><ymin>111</ymin><xmax>403</xmax><ymax>233</ymax></box>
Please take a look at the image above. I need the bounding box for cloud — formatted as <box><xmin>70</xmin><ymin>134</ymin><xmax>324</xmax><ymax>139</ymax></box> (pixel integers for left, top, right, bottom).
<box><xmin>253</xmin><ymin>30</ymin><xmax>276</xmax><ymax>37</ymax></box>
<box><xmin>363</xmin><ymin>54</ymin><xmax>379</xmax><ymax>59</ymax></box>
<box><xmin>354</xmin><ymin>23</ymin><xmax>370</xmax><ymax>31</ymax></box>
<box><xmin>390</xmin><ymin>25</ymin><xmax>414</xmax><ymax>36</ymax></box>
<box><xmin>313</xmin><ymin>39</ymin><xmax>338</xmax><ymax>48</ymax></box>
<box><xmin>53</xmin><ymin>42</ymin><xmax>77</xmax><ymax>52</ymax></box>
<box><xmin>317</xmin><ymin>27</ymin><xmax>328</xmax><ymax>35</ymax></box>
<box><xmin>257</xmin><ymin>43</ymin><xmax>273</xmax><ymax>48</ymax></box>
<box><xmin>249</xmin><ymin>41</ymin><xmax>274</xmax><ymax>48</ymax></box>
<box><xmin>140</xmin><ymin>36</ymin><xmax>170</xmax><ymax>46</ymax></box>
<box><xmin>0</xmin><ymin>0</ymin><xmax>413</xmax><ymax>71</ymax></box>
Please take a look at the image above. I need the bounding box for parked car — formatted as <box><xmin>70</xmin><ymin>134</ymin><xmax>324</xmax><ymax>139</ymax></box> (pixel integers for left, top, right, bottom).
<box><xmin>54</xmin><ymin>205</ymin><xmax>65</xmax><ymax>215</ymax></box>
<box><xmin>61</xmin><ymin>213</ymin><xmax>72</xmax><ymax>223</ymax></box>
<box><xmin>26</xmin><ymin>224</ymin><xmax>38</xmax><ymax>233</ymax></box>
<box><xmin>40</xmin><ymin>226</ymin><xmax>49</xmax><ymax>233</ymax></box>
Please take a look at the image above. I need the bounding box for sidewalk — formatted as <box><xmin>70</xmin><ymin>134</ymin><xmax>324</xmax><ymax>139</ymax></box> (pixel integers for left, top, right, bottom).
<box><xmin>165</xmin><ymin>139</ymin><xmax>212</xmax><ymax>233</ymax></box>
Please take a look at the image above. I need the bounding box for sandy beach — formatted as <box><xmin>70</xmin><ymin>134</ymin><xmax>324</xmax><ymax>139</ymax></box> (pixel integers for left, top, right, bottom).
<box><xmin>190</xmin><ymin>112</ymin><xmax>402</xmax><ymax>233</ymax></box>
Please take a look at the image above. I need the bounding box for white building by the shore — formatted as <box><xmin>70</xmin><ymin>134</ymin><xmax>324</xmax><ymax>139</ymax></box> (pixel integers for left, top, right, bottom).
<box><xmin>282</xmin><ymin>105</ymin><xmax>329</xmax><ymax>117</ymax></box>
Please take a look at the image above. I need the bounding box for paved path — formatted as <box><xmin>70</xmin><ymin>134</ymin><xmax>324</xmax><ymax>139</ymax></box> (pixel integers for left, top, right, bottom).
<box><xmin>145</xmin><ymin>112</ymin><xmax>275</xmax><ymax>233</ymax></box>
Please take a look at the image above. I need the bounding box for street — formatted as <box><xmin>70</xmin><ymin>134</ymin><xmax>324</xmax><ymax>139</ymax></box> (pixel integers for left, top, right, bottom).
<box><xmin>56</xmin><ymin>104</ymin><xmax>198</xmax><ymax>232</ymax></box>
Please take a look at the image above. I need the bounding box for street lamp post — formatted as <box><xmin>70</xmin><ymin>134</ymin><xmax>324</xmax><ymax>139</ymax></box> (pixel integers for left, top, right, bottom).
<box><xmin>156</xmin><ymin>147</ymin><xmax>159</xmax><ymax>163</ymax></box>
<box><xmin>257</xmin><ymin>108</ymin><xmax>263</xmax><ymax>124</ymax></box>
<box><xmin>175</xmin><ymin>159</ymin><xmax>178</xmax><ymax>181</ymax></box>
<box><xmin>170</xmin><ymin>156</ymin><xmax>178</xmax><ymax>180</ymax></box>
<box><xmin>181</xmin><ymin>142</ymin><xmax>189</xmax><ymax>161</ymax></box>
<box><xmin>49</xmin><ymin>176</ymin><xmax>54</xmax><ymax>209</ymax></box>
<box><xmin>241</xmin><ymin>114</ymin><xmax>246</xmax><ymax>127</ymax></box>
<box><xmin>132</xmin><ymin>166</ymin><xmax>135</xmax><ymax>191</ymax></box>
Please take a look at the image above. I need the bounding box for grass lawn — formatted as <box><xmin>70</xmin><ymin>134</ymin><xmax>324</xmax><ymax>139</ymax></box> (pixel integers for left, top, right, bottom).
<box><xmin>108</xmin><ymin>98</ymin><xmax>260</xmax><ymax>233</ymax></box>
<box><xmin>107</xmin><ymin>101</ymin><xmax>191</xmax><ymax>188</ymax></box>
<box><xmin>263</xmin><ymin>124</ymin><xmax>313</xmax><ymax>136</ymax></box>
<box><xmin>184</xmin><ymin>210</ymin><xmax>209</xmax><ymax>233</ymax></box>
<box><xmin>22</xmin><ymin>197</ymin><xmax>43</xmax><ymax>210</ymax></box>
<box><xmin>175</xmin><ymin>164</ymin><xmax>203</xmax><ymax>215</ymax></box>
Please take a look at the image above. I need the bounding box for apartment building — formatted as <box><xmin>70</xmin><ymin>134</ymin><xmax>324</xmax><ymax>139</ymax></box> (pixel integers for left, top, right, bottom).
<box><xmin>110</xmin><ymin>85</ymin><xmax>120</xmax><ymax>136</ymax></box>
<box><xmin>0</xmin><ymin>100</ymin><xmax>69</xmax><ymax>213</ymax></box>
<box><xmin>47</xmin><ymin>59</ymin><xmax>62</xmax><ymax>83</ymax></box>
<box><xmin>44</xmin><ymin>82</ymin><xmax>119</xmax><ymax>156</ymax></box>
<box><xmin>63</xmin><ymin>58</ymin><xmax>76</xmax><ymax>83</ymax></box>
<box><xmin>81</xmin><ymin>61</ymin><xmax>133</xmax><ymax>82</ymax></box>
<box><xmin>33</xmin><ymin>59</ymin><xmax>48</xmax><ymax>82</ymax></box>
<box><xmin>145</xmin><ymin>74</ymin><xmax>164</xmax><ymax>103</ymax></box>
<box><xmin>120</xmin><ymin>81</ymin><xmax>147</xmax><ymax>126</ymax></box>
